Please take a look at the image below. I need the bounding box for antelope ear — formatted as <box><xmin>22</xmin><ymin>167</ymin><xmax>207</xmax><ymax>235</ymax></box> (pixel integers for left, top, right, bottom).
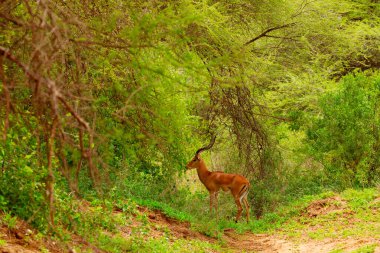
<box><xmin>195</xmin><ymin>154</ymin><xmax>201</xmax><ymax>160</ymax></box>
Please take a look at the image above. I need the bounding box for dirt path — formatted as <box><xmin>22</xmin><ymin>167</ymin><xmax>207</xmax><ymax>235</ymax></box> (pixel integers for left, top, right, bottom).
<box><xmin>223</xmin><ymin>230</ymin><xmax>294</xmax><ymax>252</ymax></box>
<box><xmin>224</xmin><ymin>231</ymin><xmax>380</xmax><ymax>253</ymax></box>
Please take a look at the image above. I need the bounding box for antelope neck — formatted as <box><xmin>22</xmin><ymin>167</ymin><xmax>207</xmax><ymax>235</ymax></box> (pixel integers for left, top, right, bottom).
<box><xmin>196</xmin><ymin>160</ymin><xmax>211</xmax><ymax>184</ymax></box>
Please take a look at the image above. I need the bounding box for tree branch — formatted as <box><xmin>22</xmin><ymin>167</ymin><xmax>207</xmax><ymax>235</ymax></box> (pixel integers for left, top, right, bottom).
<box><xmin>244</xmin><ymin>23</ymin><xmax>297</xmax><ymax>46</ymax></box>
<box><xmin>263</xmin><ymin>35</ymin><xmax>300</xmax><ymax>42</ymax></box>
<box><xmin>0</xmin><ymin>46</ymin><xmax>40</xmax><ymax>83</ymax></box>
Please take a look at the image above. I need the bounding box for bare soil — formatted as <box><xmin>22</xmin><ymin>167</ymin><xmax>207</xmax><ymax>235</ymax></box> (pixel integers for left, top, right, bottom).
<box><xmin>0</xmin><ymin>219</ymin><xmax>62</xmax><ymax>253</ymax></box>
<box><xmin>302</xmin><ymin>196</ymin><xmax>347</xmax><ymax>217</ymax></box>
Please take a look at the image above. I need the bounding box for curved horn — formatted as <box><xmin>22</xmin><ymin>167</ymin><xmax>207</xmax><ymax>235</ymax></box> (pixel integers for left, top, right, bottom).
<box><xmin>195</xmin><ymin>136</ymin><xmax>216</xmax><ymax>155</ymax></box>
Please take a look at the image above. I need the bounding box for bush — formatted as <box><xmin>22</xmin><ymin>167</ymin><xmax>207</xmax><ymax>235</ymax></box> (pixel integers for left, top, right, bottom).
<box><xmin>0</xmin><ymin>124</ymin><xmax>48</xmax><ymax>231</ymax></box>
<box><xmin>306</xmin><ymin>72</ymin><xmax>380</xmax><ymax>189</ymax></box>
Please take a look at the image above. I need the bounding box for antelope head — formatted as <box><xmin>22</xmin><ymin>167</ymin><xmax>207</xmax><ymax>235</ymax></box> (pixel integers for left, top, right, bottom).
<box><xmin>186</xmin><ymin>136</ymin><xmax>216</xmax><ymax>170</ymax></box>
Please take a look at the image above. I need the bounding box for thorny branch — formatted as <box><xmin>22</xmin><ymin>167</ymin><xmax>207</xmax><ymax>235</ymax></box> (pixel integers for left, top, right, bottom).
<box><xmin>244</xmin><ymin>22</ymin><xmax>297</xmax><ymax>46</ymax></box>
<box><xmin>0</xmin><ymin>0</ymin><xmax>106</xmax><ymax>228</ymax></box>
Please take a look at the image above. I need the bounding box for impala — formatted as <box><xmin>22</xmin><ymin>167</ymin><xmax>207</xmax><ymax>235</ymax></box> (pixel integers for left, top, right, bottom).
<box><xmin>186</xmin><ymin>136</ymin><xmax>250</xmax><ymax>222</ymax></box>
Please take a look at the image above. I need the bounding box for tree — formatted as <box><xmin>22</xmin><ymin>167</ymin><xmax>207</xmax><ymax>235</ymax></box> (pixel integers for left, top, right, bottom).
<box><xmin>307</xmin><ymin>72</ymin><xmax>380</xmax><ymax>188</ymax></box>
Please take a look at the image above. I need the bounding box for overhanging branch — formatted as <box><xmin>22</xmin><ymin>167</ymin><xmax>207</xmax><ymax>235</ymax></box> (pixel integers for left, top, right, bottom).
<box><xmin>244</xmin><ymin>22</ymin><xmax>296</xmax><ymax>46</ymax></box>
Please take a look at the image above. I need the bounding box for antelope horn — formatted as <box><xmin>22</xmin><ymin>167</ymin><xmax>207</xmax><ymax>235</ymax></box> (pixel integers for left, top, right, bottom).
<box><xmin>195</xmin><ymin>136</ymin><xmax>216</xmax><ymax>155</ymax></box>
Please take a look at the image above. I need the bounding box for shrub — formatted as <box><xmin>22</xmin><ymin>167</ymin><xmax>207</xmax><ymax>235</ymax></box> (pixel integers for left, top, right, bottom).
<box><xmin>306</xmin><ymin>72</ymin><xmax>380</xmax><ymax>189</ymax></box>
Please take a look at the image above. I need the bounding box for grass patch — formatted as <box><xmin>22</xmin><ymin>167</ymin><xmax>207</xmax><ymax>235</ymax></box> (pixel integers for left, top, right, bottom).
<box><xmin>131</xmin><ymin>236</ymin><xmax>224</xmax><ymax>253</ymax></box>
<box><xmin>132</xmin><ymin>198</ymin><xmax>195</xmax><ymax>222</ymax></box>
<box><xmin>97</xmin><ymin>232</ymin><xmax>133</xmax><ymax>252</ymax></box>
<box><xmin>351</xmin><ymin>243</ymin><xmax>378</xmax><ymax>253</ymax></box>
<box><xmin>0</xmin><ymin>212</ymin><xmax>18</xmax><ymax>229</ymax></box>
<box><xmin>0</xmin><ymin>239</ymin><xmax>7</xmax><ymax>247</ymax></box>
<box><xmin>341</xmin><ymin>188</ymin><xmax>378</xmax><ymax>210</ymax></box>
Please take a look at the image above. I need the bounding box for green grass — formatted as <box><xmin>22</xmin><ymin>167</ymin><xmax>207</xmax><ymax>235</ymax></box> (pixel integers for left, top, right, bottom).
<box><xmin>131</xmin><ymin>236</ymin><xmax>224</xmax><ymax>253</ymax></box>
<box><xmin>0</xmin><ymin>239</ymin><xmax>7</xmax><ymax>247</ymax></box>
<box><xmin>96</xmin><ymin>232</ymin><xmax>133</xmax><ymax>252</ymax></box>
<box><xmin>354</xmin><ymin>244</ymin><xmax>378</xmax><ymax>253</ymax></box>
<box><xmin>132</xmin><ymin>198</ymin><xmax>195</xmax><ymax>222</ymax></box>
<box><xmin>0</xmin><ymin>212</ymin><xmax>18</xmax><ymax>229</ymax></box>
<box><xmin>335</xmin><ymin>243</ymin><xmax>379</xmax><ymax>253</ymax></box>
<box><xmin>341</xmin><ymin>188</ymin><xmax>378</xmax><ymax>210</ymax></box>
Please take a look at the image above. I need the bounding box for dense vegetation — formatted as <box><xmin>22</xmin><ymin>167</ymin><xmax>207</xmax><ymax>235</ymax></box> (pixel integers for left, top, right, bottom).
<box><xmin>0</xmin><ymin>0</ymin><xmax>379</xmax><ymax>251</ymax></box>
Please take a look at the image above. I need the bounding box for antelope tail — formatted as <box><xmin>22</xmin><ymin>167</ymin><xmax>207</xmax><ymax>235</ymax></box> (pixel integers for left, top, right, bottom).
<box><xmin>239</xmin><ymin>183</ymin><xmax>250</xmax><ymax>202</ymax></box>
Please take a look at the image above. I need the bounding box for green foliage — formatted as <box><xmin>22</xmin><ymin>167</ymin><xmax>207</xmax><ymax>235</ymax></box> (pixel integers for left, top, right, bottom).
<box><xmin>306</xmin><ymin>72</ymin><xmax>380</xmax><ymax>188</ymax></box>
<box><xmin>0</xmin><ymin>119</ymin><xmax>48</xmax><ymax>230</ymax></box>
<box><xmin>1</xmin><ymin>0</ymin><xmax>380</xmax><ymax>250</ymax></box>
<box><xmin>1</xmin><ymin>212</ymin><xmax>18</xmax><ymax>230</ymax></box>
<box><xmin>0</xmin><ymin>239</ymin><xmax>6</xmax><ymax>247</ymax></box>
<box><xmin>0</xmin><ymin>195</ymin><xmax>8</xmax><ymax>211</ymax></box>
<box><xmin>52</xmin><ymin>192</ymin><xmax>138</xmax><ymax>251</ymax></box>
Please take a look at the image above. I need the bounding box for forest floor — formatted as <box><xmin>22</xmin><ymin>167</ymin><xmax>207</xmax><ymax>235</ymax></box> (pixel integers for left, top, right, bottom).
<box><xmin>1</xmin><ymin>194</ymin><xmax>379</xmax><ymax>253</ymax></box>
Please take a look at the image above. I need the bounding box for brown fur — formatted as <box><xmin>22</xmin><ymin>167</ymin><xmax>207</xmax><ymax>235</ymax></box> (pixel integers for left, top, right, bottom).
<box><xmin>186</xmin><ymin>154</ymin><xmax>250</xmax><ymax>222</ymax></box>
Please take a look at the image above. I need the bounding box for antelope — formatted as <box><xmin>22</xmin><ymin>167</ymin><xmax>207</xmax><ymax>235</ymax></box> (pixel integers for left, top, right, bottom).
<box><xmin>186</xmin><ymin>136</ymin><xmax>250</xmax><ymax>222</ymax></box>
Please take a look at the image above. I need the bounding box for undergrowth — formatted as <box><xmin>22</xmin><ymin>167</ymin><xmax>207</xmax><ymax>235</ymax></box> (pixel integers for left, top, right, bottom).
<box><xmin>1</xmin><ymin>185</ymin><xmax>378</xmax><ymax>252</ymax></box>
